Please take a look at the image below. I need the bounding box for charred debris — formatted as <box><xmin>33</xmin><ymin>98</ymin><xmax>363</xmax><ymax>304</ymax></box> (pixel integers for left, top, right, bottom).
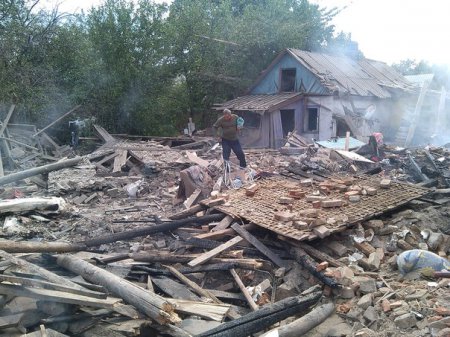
<box><xmin>0</xmin><ymin>106</ymin><xmax>448</xmax><ymax>337</ymax></box>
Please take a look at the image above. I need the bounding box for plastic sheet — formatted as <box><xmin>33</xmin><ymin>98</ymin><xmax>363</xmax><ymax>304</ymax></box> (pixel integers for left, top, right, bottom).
<box><xmin>397</xmin><ymin>249</ymin><xmax>450</xmax><ymax>275</ymax></box>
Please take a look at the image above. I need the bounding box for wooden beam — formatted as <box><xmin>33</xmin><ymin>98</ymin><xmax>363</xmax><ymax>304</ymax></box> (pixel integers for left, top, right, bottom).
<box><xmin>164</xmin><ymin>265</ymin><xmax>221</xmax><ymax>304</ymax></box>
<box><xmin>188</xmin><ymin>236</ymin><xmax>244</xmax><ymax>267</ymax></box>
<box><xmin>231</xmin><ymin>224</ymin><xmax>288</xmax><ymax>268</ymax></box>
<box><xmin>230</xmin><ymin>268</ymin><xmax>258</xmax><ymax>311</ymax></box>
<box><xmin>0</xmin><ymin>156</ymin><xmax>82</xmax><ymax>186</ymax></box>
<box><xmin>212</xmin><ymin>215</ymin><xmax>234</xmax><ymax>232</ymax></box>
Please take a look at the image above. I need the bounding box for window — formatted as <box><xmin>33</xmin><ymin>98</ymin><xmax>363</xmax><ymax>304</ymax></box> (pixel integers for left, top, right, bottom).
<box><xmin>280</xmin><ymin>68</ymin><xmax>296</xmax><ymax>92</ymax></box>
<box><xmin>305</xmin><ymin>107</ymin><xmax>319</xmax><ymax>132</ymax></box>
<box><xmin>237</xmin><ymin>111</ymin><xmax>261</xmax><ymax>128</ymax></box>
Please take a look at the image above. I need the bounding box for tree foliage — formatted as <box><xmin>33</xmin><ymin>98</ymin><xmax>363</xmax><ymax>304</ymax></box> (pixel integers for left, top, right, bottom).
<box><xmin>0</xmin><ymin>0</ymin><xmax>343</xmax><ymax>136</ymax></box>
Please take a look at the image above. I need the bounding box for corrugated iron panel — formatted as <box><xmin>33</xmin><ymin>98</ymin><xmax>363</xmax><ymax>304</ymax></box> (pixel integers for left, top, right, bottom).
<box><xmin>288</xmin><ymin>49</ymin><xmax>416</xmax><ymax>98</ymax></box>
<box><xmin>213</xmin><ymin>93</ymin><xmax>302</xmax><ymax>113</ymax></box>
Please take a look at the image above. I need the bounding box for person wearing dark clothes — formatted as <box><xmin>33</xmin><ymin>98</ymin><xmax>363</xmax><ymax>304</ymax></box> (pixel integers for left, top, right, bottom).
<box><xmin>213</xmin><ymin>109</ymin><xmax>247</xmax><ymax>168</ymax></box>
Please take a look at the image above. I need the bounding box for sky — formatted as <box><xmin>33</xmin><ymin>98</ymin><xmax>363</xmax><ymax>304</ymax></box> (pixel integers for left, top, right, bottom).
<box><xmin>41</xmin><ymin>0</ymin><xmax>450</xmax><ymax>66</ymax></box>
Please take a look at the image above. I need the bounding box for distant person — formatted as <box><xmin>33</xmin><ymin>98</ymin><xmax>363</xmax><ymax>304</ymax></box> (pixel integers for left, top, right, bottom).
<box><xmin>213</xmin><ymin>109</ymin><xmax>247</xmax><ymax>168</ymax></box>
<box><xmin>69</xmin><ymin>118</ymin><xmax>81</xmax><ymax>150</ymax></box>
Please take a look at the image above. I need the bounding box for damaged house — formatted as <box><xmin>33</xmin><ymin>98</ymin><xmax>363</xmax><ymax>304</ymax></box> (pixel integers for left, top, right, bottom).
<box><xmin>213</xmin><ymin>48</ymin><xmax>416</xmax><ymax>148</ymax></box>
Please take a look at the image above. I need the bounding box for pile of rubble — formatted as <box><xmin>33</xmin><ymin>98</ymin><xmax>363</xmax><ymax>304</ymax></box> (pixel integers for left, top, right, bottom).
<box><xmin>0</xmin><ymin>124</ymin><xmax>448</xmax><ymax>337</ymax></box>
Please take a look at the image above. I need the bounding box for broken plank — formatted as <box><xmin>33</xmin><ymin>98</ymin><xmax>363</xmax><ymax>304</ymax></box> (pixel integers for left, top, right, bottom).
<box><xmin>32</xmin><ymin>105</ymin><xmax>81</xmax><ymax>137</ymax></box>
<box><xmin>195</xmin><ymin>223</ymin><xmax>255</xmax><ymax>240</ymax></box>
<box><xmin>0</xmin><ymin>274</ymin><xmax>106</xmax><ymax>299</ymax></box>
<box><xmin>230</xmin><ymin>268</ymin><xmax>258</xmax><ymax>311</ymax></box>
<box><xmin>0</xmin><ymin>250</ymin><xmax>91</xmax><ymax>293</ymax></box>
<box><xmin>152</xmin><ymin>276</ymin><xmax>200</xmax><ymax>301</ymax></box>
<box><xmin>164</xmin><ymin>265</ymin><xmax>221</xmax><ymax>304</ymax></box>
<box><xmin>167</xmin><ymin>299</ymin><xmax>231</xmax><ymax>322</ymax></box>
<box><xmin>112</xmin><ymin>150</ymin><xmax>127</xmax><ymax>173</ymax></box>
<box><xmin>188</xmin><ymin>236</ymin><xmax>244</xmax><ymax>267</ymax></box>
<box><xmin>0</xmin><ymin>283</ymin><xmax>120</xmax><ymax>308</ymax></box>
<box><xmin>212</xmin><ymin>215</ymin><xmax>234</xmax><ymax>232</ymax></box>
<box><xmin>231</xmin><ymin>224</ymin><xmax>288</xmax><ymax>268</ymax></box>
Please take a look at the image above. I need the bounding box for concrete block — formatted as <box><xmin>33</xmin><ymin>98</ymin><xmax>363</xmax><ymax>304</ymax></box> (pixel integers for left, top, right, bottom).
<box><xmin>278</xmin><ymin>196</ymin><xmax>294</xmax><ymax>204</ymax></box>
<box><xmin>274</xmin><ymin>211</ymin><xmax>295</xmax><ymax>221</ymax></box>
<box><xmin>305</xmin><ymin>195</ymin><xmax>327</xmax><ymax>202</ymax></box>
<box><xmin>300</xmin><ymin>179</ymin><xmax>313</xmax><ymax>187</ymax></box>
<box><xmin>380</xmin><ymin>179</ymin><xmax>391</xmax><ymax>189</ymax></box>
<box><xmin>313</xmin><ymin>225</ymin><xmax>331</xmax><ymax>238</ymax></box>
<box><xmin>394</xmin><ymin>313</ymin><xmax>417</xmax><ymax>329</ymax></box>
<box><xmin>275</xmin><ymin>283</ymin><xmax>297</xmax><ymax>301</ymax></box>
<box><xmin>363</xmin><ymin>306</ymin><xmax>378</xmax><ymax>324</ymax></box>
<box><xmin>325</xmin><ymin>241</ymin><xmax>349</xmax><ymax>257</ymax></box>
<box><xmin>321</xmin><ymin>199</ymin><xmax>344</xmax><ymax>208</ymax></box>
<box><xmin>339</xmin><ymin>286</ymin><xmax>355</xmax><ymax>299</ymax></box>
<box><xmin>293</xmin><ymin>220</ymin><xmax>308</xmax><ymax>229</ymax></box>
<box><xmin>357</xmin><ymin>293</ymin><xmax>373</xmax><ymax>310</ymax></box>
<box><xmin>365</xmin><ymin>187</ymin><xmax>378</xmax><ymax>196</ymax></box>
<box><xmin>349</xmin><ymin>195</ymin><xmax>361</xmax><ymax>203</ymax></box>
<box><xmin>355</xmin><ymin>276</ymin><xmax>377</xmax><ymax>294</ymax></box>
<box><xmin>364</xmin><ymin>220</ymin><xmax>384</xmax><ymax>231</ymax></box>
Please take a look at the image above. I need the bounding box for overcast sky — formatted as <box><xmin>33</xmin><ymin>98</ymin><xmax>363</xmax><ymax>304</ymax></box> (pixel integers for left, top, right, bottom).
<box><xmin>42</xmin><ymin>0</ymin><xmax>450</xmax><ymax>66</ymax></box>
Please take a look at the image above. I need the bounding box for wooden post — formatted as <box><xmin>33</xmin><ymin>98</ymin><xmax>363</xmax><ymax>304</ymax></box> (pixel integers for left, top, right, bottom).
<box><xmin>344</xmin><ymin>131</ymin><xmax>350</xmax><ymax>151</ymax></box>
<box><xmin>0</xmin><ymin>156</ymin><xmax>82</xmax><ymax>186</ymax></box>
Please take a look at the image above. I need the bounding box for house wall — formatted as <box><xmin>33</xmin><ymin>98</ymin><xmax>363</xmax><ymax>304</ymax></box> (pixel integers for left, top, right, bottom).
<box><xmin>250</xmin><ymin>54</ymin><xmax>328</xmax><ymax>95</ymax></box>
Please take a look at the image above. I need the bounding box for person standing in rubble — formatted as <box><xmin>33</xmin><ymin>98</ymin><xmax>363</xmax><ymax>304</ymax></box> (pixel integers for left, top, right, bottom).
<box><xmin>213</xmin><ymin>108</ymin><xmax>247</xmax><ymax>168</ymax></box>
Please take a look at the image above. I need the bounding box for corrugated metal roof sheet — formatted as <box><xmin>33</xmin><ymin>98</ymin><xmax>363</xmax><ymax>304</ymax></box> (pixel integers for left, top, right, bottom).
<box><xmin>288</xmin><ymin>49</ymin><xmax>416</xmax><ymax>98</ymax></box>
<box><xmin>405</xmin><ymin>74</ymin><xmax>435</xmax><ymax>87</ymax></box>
<box><xmin>212</xmin><ymin>93</ymin><xmax>302</xmax><ymax>113</ymax></box>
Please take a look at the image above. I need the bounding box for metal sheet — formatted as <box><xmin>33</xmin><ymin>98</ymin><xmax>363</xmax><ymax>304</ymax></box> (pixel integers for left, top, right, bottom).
<box><xmin>207</xmin><ymin>176</ymin><xmax>429</xmax><ymax>241</ymax></box>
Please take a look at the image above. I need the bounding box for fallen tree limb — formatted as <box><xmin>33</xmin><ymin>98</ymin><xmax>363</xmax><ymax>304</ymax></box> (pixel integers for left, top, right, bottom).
<box><xmin>261</xmin><ymin>302</ymin><xmax>335</xmax><ymax>337</ymax></box>
<box><xmin>80</xmin><ymin>213</ymin><xmax>225</xmax><ymax>247</ymax></box>
<box><xmin>57</xmin><ymin>254</ymin><xmax>180</xmax><ymax>324</ymax></box>
<box><xmin>0</xmin><ymin>157</ymin><xmax>82</xmax><ymax>186</ymax></box>
<box><xmin>196</xmin><ymin>291</ymin><xmax>322</xmax><ymax>337</ymax></box>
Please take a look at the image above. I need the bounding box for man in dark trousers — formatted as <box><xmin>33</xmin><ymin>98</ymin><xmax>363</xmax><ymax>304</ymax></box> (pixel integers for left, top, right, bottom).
<box><xmin>213</xmin><ymin>109</ymin><xmax>247</xmax><ymax>168</ymax></box>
